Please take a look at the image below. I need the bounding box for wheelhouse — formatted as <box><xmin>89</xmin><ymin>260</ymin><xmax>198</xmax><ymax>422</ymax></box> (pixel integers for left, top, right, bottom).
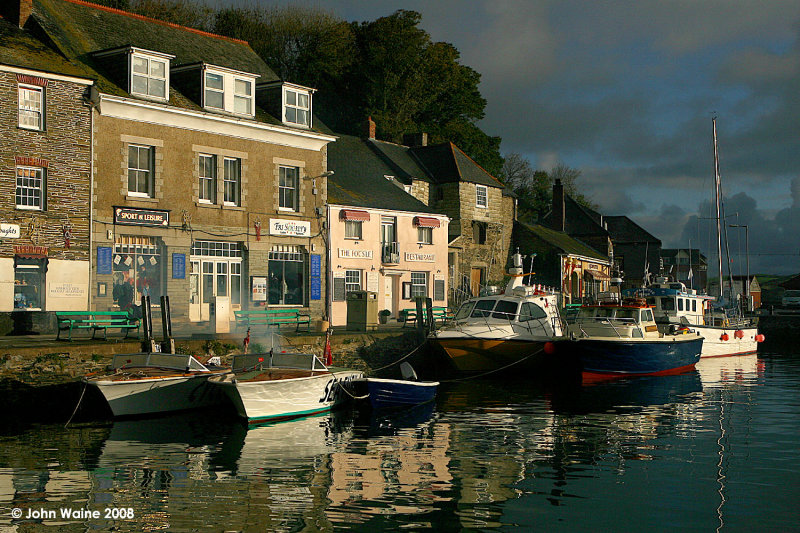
<box><xmin>454</xmin><ymin>297</ymin><xmax>549</xmax><ymax>323</ymax></box>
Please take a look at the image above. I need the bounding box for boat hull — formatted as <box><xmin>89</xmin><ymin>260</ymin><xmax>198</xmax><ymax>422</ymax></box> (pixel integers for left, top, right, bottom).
<box><xmin>572</xmin><ymin>337</ymin><xmax>703</xmax><ymax>376</ymax></box>
<box><xmin>692</xmin><ymin>325</ymin><xmax>758</xmax><ymax>357</ymax></box>
<box><xmin>433</xmin><ymin>337</ymin><xmax>559</xmax><ymax>373</ymax></box>
<box><xmin>211</xmin><ymin>369</ymin><xmax>363</xmax><ymax>424</ymax></box>
<box><xmin>86</xmin><ymin>373</ymin><xmax>226</xmax><ymax>417</ymax></box>
<box><xmin>361</xmin><ymin>378</ymin><xmax>438</xmax><ymax>409</ymax></box>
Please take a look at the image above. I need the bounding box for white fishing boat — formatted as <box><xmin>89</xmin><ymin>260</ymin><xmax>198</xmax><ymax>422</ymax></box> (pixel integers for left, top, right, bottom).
<box><xmin>208</xmin><ymin>351</ymin><xmax>362</xmax><ymax>425</ymax></box>
<box><xmin>430</xmin><ymin>250</ymin><xmax>565</xmax><ymax>374</ymax></box>
<box><xmin>84</xmin><ymin>352</ymin><xmax>229</xmax><ymax>417</ymax></box>
<box><xmin>624</xmin><ymin>118</ymin><xmax>764</xmax><ymax>358</ymax></box>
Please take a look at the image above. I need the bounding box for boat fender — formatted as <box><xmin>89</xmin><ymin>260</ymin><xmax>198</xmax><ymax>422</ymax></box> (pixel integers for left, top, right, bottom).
<box><xmin>755</xmin><ymin>334</ymin><xmax>765</xmax><ymax>343</ymax></box>
<box><xmin>720</xmin><ymin>333</ymin><xmax>729</xmax><ymax>341</ymax></box>
<box><xmin>544</xmin><ymin>342</ymin><xmax>556</xmax><ymax>355</ymax></box>
<box><xmin>734</xmin><ymin>330</ymin><xmax>744</xmax><ymax>339</ymax></box>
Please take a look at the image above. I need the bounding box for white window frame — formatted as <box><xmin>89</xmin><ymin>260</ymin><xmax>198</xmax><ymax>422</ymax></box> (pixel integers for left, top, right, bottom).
<box><xmin>279</xmin><ymin>166</ymin><xmax>299</xmax><ymax>211</ymax></box>
<box><xmin>198</xmin><ymin>153</ymin><xmax>217</xmax><ymax>204</ymax></box>
<box><xmin>130</xmin><ymin>52</ymin><xmax>169</xmax><ymax>101</ymax></box>
<box><xmin>15</xmin><ymin>166</ymin><xmax>45</xmax><ymax>210</ymax></box>
<box><xmin>476</xmin><ymin>185</ymin><xmax>488</xmax><ymax>208</ymax></box>
<box><xmin>284</xmin><ymin>86</ymin><xmax>311</xmax><ymax>127</ymax></box>
<box><xmin>411</xmin><ymin>272</ymin><xmax>428</xmax><ymax>298</ymax></box>
<box><xmin>345</xmin><ymin>269</ymin><xmax>362</xmax><ymax>296</ymax></box>
<box><xmin>223</xmin><ymin>157</ymin><xmax>241</xmax><ymax>206</ymax></box>
<box><xmin>202</xmin><ymin>66</ymin><xmax>257</xmax><ymax>117</ymax></box>
<box><xmin>345</xmin><ymin>220</ymin><xmax>363</xmax><ymax>240</ymax></box>
<box><xmin>127</xmin><ymin>144</ymin><xmax>154</xmax><ymax>198</ymax></box>
<box><xmin>417</xmin><ymin>226</ymin><xmax>433</xmax><ymax>245</ymax></box>
<box><xmin>18</xmin><ymin>84</ymin><xmax>44</xmax><ymax>131</ymax></box>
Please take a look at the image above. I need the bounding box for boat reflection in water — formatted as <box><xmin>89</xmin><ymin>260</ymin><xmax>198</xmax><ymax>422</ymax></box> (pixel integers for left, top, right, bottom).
<box><xmin>695</xmin><ymin>354</ymin><xmax>762</xmax><ymax>389</ymax></box>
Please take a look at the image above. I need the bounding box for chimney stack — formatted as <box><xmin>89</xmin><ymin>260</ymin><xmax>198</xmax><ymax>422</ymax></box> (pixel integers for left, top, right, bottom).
<box><xmin>17</xmin><ymin>0</ymin><xmax>33</xmax><ymax>29</ymax></box>
<box><xmin>402</xmin><ymin>132</ymin><xmax>428</xmax><ymax>147</ymax></box>
<box><xmin>552</xmin><ymin>179</ymin><xmax>565</xmax><ymax>232</ymax></box>
<box><xmin>365</xmin><ymin>116</ymin><xmax>376</xmax><ymax>140</ymax></box>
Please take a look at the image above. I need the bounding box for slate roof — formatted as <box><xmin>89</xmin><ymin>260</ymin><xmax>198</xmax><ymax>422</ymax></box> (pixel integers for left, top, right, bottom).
<box><xmin>0</xmin><ymin>16</ymin><xmax>91</xmax><ymax>79</ymax></box>
<box><xmin>410</xmin><ymin>143</ymin><xmax>505</xmax><ymax>189</ymax></box>
<box><xmin>543</xmin><ymin>195</ymin><xmax>609</xmax><ymax>238</ymax></box>
<box><xmin>660</xmin><ymin>248</ymin><xmax>707</xmax><ymax>262</ymax></box>
<box><xmin>327</xmin><ymin>134</ymin><xmax>439</xmax><ymax>214</ymax></box>
<box><xmin>605</xmin><ymin>215</ymin><xmax>660</xmax><ymax>244</ymax></box>
<box><xmin>516</xmin><ymin>222</ymin><xmax>608</xmax><ymax>261</ymax></box>
<box><xmin>366</xmin><ymin>139</ymin><xmax>430</xmax><ymax>184</ymax></box>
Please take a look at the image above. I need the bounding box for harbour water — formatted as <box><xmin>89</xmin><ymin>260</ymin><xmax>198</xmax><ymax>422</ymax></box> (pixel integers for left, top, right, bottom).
<box><xmin>1</xmin><ymin>350</ymin><xmax>798</xmax><ymax>531</ymax></box>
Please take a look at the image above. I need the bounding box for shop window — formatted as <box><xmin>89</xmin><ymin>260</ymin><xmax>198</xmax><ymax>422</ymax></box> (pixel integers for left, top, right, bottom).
<box><xmin>411</xmin><ymin>272</ymin><xmax>427</xmax><ymax>298</ymax></box>
<box><xmin>190</xmin><ymin>240</ymin><xmax>243</xmax><ymax>307</ymax></box>
<box><xmin>14</xmin><ymin>258</ymin><xmax>45</xmax><ymax>310</ymax></box>
<box><xmin>113</xmin><ymin>236</ymin><xmax>162</xmax><ymax>311</ymax></box>
<box><xmin>268</xmin><ymin>245</ymin><xmax>305</xmax><ymax>305</ymax></box>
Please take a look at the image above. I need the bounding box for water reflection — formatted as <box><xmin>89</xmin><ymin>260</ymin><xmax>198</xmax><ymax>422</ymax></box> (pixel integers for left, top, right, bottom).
<box><xmin>1</xmin><ymin>353</ymin><xmax>795</xmax><ymax>531</ymax></box>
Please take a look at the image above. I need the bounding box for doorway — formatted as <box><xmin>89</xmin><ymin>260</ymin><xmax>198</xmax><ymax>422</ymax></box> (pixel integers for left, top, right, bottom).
<box><xmin>470</xmin><ymin>267</ymin><xmax>484</xmax><ymax>297</ymax></box>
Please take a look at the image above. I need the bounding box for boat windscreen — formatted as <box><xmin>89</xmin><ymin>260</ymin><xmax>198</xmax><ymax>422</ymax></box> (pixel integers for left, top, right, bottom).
<box><xmin>519</xmin><ymin>302</ymin><xmax>547</xmax><ymax>321</ymax></box>
<box><xmin>455</xmin><ymin>301</ymin><xmax>475</xmax><ymax>320</ymax></box>
<box><xmin>470</xmin><ymin>299</ymin><xmax>496</xmax><ymax>318</ymax></box>
<box><xmin>660</xmin><ymin>297</ymin><xmax>675</xmax><ymax>311</ymax></box>
<box><xmin>492</xmin><ymin>300</ymin><xmax>519</xmax><ymax>319</ymax></box>
<box><xmin>614</xmin><ymin>309</ymin><xmax>637</xmax><ymax>321</ymax></box>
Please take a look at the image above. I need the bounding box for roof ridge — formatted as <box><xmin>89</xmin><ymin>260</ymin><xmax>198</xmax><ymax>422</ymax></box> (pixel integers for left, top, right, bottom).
<box><xmin>450</xmin><ymin>142</ymin><xmax>505</xmax><ymax>188</ymax></box>
<box><xmin>58</xmin><ymin>0</ymin><xmax>250</xmax><ymax>46</ymax></box>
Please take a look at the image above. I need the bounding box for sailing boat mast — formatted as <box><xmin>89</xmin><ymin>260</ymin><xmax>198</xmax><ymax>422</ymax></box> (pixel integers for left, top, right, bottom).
<box><xmin>712</xmin><ymin>117</ymin><xmax>724</xmax><ymax>300</ymax></box>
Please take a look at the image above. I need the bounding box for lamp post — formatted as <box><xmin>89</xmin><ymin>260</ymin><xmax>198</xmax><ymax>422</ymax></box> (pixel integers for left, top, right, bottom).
<box><xmin>728</xmin><ymin>224</ymin><xmax>749</xmax><ymax>311</ymax></box>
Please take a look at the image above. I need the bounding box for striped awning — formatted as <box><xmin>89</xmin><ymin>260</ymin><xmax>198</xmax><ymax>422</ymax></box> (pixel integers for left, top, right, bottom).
<box><xmin>414</xmin><ymin>216</ymin><xmax>440</xmax><ymax>228</ymax></box>
<box><xmin>340</xmin><ymin>209</ymin><xmax>370</xmax><ymax>221</ymax></box>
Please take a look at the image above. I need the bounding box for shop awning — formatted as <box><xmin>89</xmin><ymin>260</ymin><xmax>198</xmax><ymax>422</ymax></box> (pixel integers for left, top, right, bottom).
<box><xmin>340</xmin><ymin>209</ymin><xmax>370</xmax><ymax>221</ymax></box>
<box><xmin>414</xmin><ymin>216</ymin><xmax>440</xmax><ymax>228</ymax></box>
<box><xmin>584</xmin><ymin>268</ymin><xmax>610</xmax><ymax>281</ymax></box>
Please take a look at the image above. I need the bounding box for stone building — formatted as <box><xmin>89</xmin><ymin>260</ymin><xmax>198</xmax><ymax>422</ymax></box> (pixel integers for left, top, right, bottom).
<box><xmin>358</xmin><ymin>120</ymin><xmax>515</xmax><ymax>304</ymax></box>
<box><xmin>28</xmin><ymin>0</ymin><xmax>335</xmax><ymax>330</ymax></box>
<box><xmin>327</xmin><ymin>134</ymin><xmax>449</xmax><ymax>326</ymax></box>
<box><xmin>0</xmin><ymin>7</ymin><xmax>94</xmax><ymax>332</ymax></box>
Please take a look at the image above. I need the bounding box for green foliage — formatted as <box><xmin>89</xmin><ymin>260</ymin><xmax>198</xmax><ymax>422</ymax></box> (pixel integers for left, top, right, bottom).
<box><xmin>202</xmin><ymin>339</ymin><xmax>239</xmax><ymax>356</ymax></box>
<box><xmin>502</xmin><ymin>153</ymin><xmax>597</xmax><ymax>223</ymax></box>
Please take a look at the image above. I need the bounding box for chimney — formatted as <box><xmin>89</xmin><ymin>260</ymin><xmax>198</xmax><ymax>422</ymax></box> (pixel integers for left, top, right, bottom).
<box><xmin>17</xmin><ymin>0</ymin><xmax>33</xmax><ymax>28</ymax></box>
<box><xmin>552</xmin><ymin>178</ymin><xmax>565</xmax><ymax>232</ymax></box>
<box><xmin>402</xmin><ymin>132</ymin><xmax>428</xmax><ymax>147</ymax></box>
<box><xmin>365</xmin><ymin>116</ymin><xmax>376</xmax><ymax>140</ymax></box>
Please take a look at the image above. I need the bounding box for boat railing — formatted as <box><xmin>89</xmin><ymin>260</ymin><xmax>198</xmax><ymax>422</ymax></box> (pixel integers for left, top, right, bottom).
<box><xmin>458</xmin><ymin>308</ymin><xmax>558</xmax><ymax>336</ymax></box>
<box><xmin>574</xmin><ymin>316</ymin><xmax>641</xmax><ymax>339</ymax></box>
<box><xmin>232</xmin><ymin>351</ymin><xmax>325</xmax><ymax>372</ymax></box>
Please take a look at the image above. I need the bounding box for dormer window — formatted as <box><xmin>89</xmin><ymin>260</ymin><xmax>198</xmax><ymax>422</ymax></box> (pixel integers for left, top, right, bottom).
<box><xmin>284</xmin><ymin>87</ymin><xmax>310</xmax><ymax>127</ymax></box>
<box><xmin>199</xmin><ymin>66</ymin><xmax>258</xmax><ymax>117</ymax></box>
<box><xmin>132</xmin><ymin>54</ymin><xmax>168</xmax><ymax>100</ymax></box>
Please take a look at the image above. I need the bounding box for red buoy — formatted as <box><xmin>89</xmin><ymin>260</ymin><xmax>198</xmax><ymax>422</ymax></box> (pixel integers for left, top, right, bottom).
<box><xmin>755</xmin><ymin>334</ymin><xmax>765</xmax><ymax>343</ymax></box>
<box><xmin>734</xmin><ymin>330</ymin><xmax>744</xmax><ymax>339</ymax></box>
<box><xmin>720</xmin><ymin>333</ymin><xmax>729</xmax><ymax>341</ymax></box>
<box><xmin>543</xmin><ymin>342</ymin><xmax>556</xmax><ymax>355</ymax></box>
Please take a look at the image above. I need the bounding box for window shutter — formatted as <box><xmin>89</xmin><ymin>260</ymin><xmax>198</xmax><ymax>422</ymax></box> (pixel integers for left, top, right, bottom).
<box><xmin>402</xmin><ymin>282</ymin><xmax>412</xmax><ymax>300</ymax></box>
<box><xmin>434</xmin><ymin>279</ymin><xmax>445</xmax><ymax>301</ymax></box>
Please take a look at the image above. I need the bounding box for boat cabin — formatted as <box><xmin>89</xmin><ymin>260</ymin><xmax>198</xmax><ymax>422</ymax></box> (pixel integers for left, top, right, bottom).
<box><xmin>569</xmin><ymin>303</ymin><xmax>662</xmax><ymax>340</ymax></box>
<box><xmin>454</xmin><ymin>296</ymin><xmax>551</xmax><ymax>323</ymax></box>
<box><xmin>623</xmin><ymin>279</ymin><xmax>713</xmax><ymax>327</ymax></box>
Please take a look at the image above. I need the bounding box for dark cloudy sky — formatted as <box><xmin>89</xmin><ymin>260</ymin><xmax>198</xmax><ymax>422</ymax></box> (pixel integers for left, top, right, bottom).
<box><xmin>224</xmin><ymin>0</ymin><xmax>800</xmax><ymax>275</ymax></box>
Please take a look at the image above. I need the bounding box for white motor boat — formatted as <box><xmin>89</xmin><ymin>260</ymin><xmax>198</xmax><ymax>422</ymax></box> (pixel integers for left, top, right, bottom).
<box><xmin>84</xmin><ymin>352</ymin><xmax>229</xmax><ymax>417</ymax></box>
<box><xmin>430</xmin><ymin>251</ymin><xmax>565</xmax><ymax>374</ymax></box>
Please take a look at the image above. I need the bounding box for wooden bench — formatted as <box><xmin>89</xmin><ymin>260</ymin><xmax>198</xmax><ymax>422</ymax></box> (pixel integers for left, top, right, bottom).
<box><xmin>56</xmin><ymin>311</ymin><xmax>140</xmax><ymax>341</ymax></box>
<box><xmin>234</xmin><ymin>308</ymin><xmax>311</xmax><ymax>332</ymax></box>
<box><xmin>399</xmin><ymin>306</ymin><xmax>453</xmax><ymax>328</ymax></box>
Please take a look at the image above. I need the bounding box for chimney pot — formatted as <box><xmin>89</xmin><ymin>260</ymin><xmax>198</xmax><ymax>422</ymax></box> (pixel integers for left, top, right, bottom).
<box><xmin>365</xmin><ymin>116</ymin><xmax>376</xmax><ymax>140</ymax></box>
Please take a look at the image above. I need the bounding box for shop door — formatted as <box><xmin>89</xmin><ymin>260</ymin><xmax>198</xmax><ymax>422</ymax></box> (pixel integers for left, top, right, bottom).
<box><xmin>191</xmin><ymin>259</ymin><xmax>238</xmax><ymax>322</ymax></box>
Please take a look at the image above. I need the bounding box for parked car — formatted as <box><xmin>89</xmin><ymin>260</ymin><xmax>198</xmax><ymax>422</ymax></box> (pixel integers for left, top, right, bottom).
<box><xmin>781</xmin><ymin>290</ymin><xmax>800</xmax><ymax>308</ymax></box>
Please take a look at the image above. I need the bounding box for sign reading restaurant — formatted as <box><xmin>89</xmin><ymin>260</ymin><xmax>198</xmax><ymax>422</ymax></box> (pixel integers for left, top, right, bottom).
<box><xmin>114</xmin><ymin>206</ymin><xmax>169</xmax><ymax>227</ymax></box>
<box><xmin>270</xmin><ymin>218</ymin><xmax>310</xmax><ymax>237</ymax></box>
<box><xmin>405</xmin><ymin>252</ymin><xmax>435</xmax><ymax>262</ymax></box>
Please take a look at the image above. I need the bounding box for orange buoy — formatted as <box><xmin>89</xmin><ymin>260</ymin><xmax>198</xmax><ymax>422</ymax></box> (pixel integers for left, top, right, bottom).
<box><xmin>755</xmin><ymin>334</ymin><xmax>765</xmax><ymax>343</ymax></box>
<box><xmin>734</xmin><ymin>330</ymin><xmax>744</xmax><ymax>339</ymax></box>
<box><xmin>720</xmin><ymin>333</ymin><xmax>729</xmax><ymax>341</ymax></box>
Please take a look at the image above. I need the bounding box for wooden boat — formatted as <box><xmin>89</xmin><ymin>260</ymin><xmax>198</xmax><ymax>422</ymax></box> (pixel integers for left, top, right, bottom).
<box><xmin>565</xmin><ymin>295</ymin><xmax>703</xmax><ymax>377</ymax></box>
<box><xmin>207</xmin><ymin>352</ymin><xmax>362</xmax><ymax>425</ymax></box>
<box><xmin>83</xmin><ymin>352</ymin><xmax>229</xmax><ymax>417</ymax></box>
<box><xmin>430</xmin><ymin>251</ymin><xmax>565</xmax><ymax>374</ymax></box>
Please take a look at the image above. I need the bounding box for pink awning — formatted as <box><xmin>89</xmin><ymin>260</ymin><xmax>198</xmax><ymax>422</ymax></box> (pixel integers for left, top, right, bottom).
<box><xmin>340</xmin><ymin>209</ymin><xmax>370</xmax><ymax>221</ymax></box>
<box><xmin>414</xmin><ymin>216</ymin><xmax>440</xmax><ymax>228</ymax></box>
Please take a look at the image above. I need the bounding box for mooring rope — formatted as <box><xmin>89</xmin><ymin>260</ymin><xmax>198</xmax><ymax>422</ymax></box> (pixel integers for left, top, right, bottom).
<box><xmin>368</xmin><ymin>341</ymin><xmax>426</xmax><ymax>373</ymax></box>
<box><xmin>65</xmin><ymin>381</ymin><xmax>88</xmax><ymax>428</ymax></box>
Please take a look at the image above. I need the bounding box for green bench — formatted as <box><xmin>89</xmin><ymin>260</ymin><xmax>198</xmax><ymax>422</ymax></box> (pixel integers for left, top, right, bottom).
<box><xmin>55</xmin><ymin>311</ymin><xmax>140</xmax><ymax>341</ymax></box>
<box><xmin>234</xmin><ymin>308</ymin><xmax>311</xmax><ymax>332</ymax></box>
<box><xmin>399</xmin><ymin>306</ymin><xmax>453</xmax><ymax>328</ymax></box>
